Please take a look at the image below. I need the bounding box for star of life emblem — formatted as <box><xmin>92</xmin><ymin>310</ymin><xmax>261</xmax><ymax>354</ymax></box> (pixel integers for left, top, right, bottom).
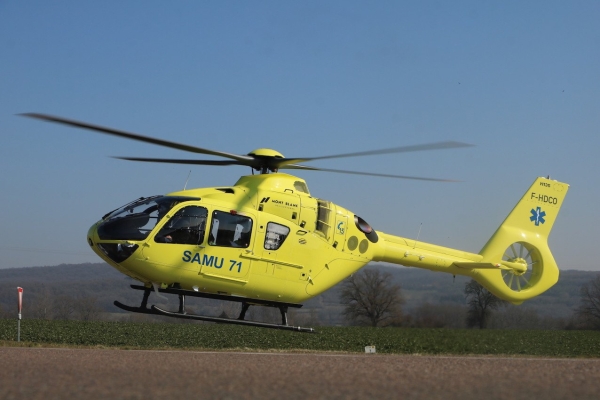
<box><xmin>530</xmin><ymin>206</ymin><xmax>546</xmax><ymax>226</ymax></box>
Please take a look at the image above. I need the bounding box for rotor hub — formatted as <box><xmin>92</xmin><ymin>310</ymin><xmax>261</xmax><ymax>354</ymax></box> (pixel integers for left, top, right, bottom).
<box><xmin>246</xmin><ymin>149</ymin><xmax>285</xmax><ymax>173</ymax></box>
<box><xmin>247</xmin><ymin>148</ymin><xmax>284</xmax><ymax>158</ymax></box>
<box><xmin>506</xmin><ymin>257</ymin><xmax>528</xmax><ymax>276</ymax></box>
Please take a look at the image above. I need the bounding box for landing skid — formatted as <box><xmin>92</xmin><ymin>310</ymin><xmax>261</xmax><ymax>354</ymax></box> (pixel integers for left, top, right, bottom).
<box><xmin>151</xmin><ymin>305</ymin><xmax>315</xmax><ymax>332</ymax></box>
<box><xmin>114</xmin><ymin>300</ymin><xmax>160</xmax><ymax>315</ymax></box>
<box><xmin>114</xmin><ymin>285</ymin><xmax>316</xmax><ymax>333</ymax></box>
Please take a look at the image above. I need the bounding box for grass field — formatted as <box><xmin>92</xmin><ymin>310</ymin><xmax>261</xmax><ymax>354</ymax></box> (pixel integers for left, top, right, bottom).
<box><xmin>1</xmin><ymin>319</ymin><xmax>598</xmax><ymax>357</ymax></box>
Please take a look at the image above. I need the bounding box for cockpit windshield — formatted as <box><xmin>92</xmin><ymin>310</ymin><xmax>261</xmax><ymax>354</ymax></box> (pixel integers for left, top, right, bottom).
<box><xmin>97</xmin><ymin>196</ymin><xmax>199</xmax><ymax>240</ymax></box>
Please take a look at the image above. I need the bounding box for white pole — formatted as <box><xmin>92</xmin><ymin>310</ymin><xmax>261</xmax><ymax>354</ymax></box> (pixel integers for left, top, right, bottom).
<box><xmin>17</xmin><ymin>287</ymin><xmax>23</xmax><ymax>342</ymax></box>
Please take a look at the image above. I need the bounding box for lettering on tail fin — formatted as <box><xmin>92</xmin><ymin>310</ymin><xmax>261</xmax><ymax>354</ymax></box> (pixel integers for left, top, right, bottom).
<box><xmin>530</xmin><ymin>193</ymin><xmax>558</xmax><ymax>204</ymax></box>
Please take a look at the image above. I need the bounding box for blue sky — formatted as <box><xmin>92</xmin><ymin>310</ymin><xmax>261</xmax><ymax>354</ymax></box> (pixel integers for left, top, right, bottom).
<box><xmin>1</xmin><ymin>1</ymin><xmax>599</xmax><ymax>271</ymax></box>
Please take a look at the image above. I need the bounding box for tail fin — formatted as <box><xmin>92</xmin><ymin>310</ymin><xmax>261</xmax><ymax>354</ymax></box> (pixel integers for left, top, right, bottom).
<box><xmin>473</xmin><ymin>177</ymin><xmax>569</xmax><ymax>303</ymax></box>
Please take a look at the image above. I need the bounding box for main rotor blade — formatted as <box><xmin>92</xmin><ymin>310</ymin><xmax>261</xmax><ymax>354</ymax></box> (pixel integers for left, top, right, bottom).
<box><xmin>113</xmin><ymin>157</ymin><xmax>245</xmax><ymax>166</ymax></box>
<box><xmin>282</xmin><ymin>164</ymin><xmax>460</xmax><ymax>182</ymax></box>
<box><xmin>20</xmin><ymin>113</ymin><xmax>253</xmax><ymax>163</ymax></box>
<box><xmin>278</xmin><ymin>141</ymin><xmax>474</xmax><ymax>167</ymax></box>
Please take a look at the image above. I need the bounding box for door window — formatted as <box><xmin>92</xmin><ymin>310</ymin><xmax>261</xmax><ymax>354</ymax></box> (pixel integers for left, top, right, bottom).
<box><xmin>208</xmin><ymin>211</ymin><xmax>253</xmax><ymax>248</ymax></box>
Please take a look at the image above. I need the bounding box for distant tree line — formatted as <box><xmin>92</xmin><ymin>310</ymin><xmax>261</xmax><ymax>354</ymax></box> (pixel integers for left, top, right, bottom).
<box><xmin>572</xmin><ymin>274</ymin><xmax>600</xmax><ymax>329</ymax></box>
<box><xmin>16</xmin><ymin>290</ymin><xmax>103</xmax><ymax>321</ymax></box>
<box><xmin>2</xmin><ymin>264</ymin><xmax>599</xmax><ymax>330</ymax></box>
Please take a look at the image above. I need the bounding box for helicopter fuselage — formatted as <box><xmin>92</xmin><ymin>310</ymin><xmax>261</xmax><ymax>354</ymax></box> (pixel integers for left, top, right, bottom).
<box><xmin>87</xmin><ymin>173</ymin><xmax>567</xmax><ymax>305</ymax></box>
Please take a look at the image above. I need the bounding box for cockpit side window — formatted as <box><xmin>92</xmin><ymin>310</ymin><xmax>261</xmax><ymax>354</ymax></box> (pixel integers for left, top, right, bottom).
<box><xmin>154</xmin><ymin>206</ymin><xmax>208</xmax><ymax>245</ymax></box>
<box><xmin>264</xmin><ymin>222</ymin><xmax>290</xmax><ymax>250</ymax></box>
<box><xmin>97</xmin><ymin>196</ymin><xmax>198</xmax><ymax>241</ymax></box>
<box><xmin>208</xmin><ymin>210</ymin><xmax>253</xmax><ymax>248</ymax></box>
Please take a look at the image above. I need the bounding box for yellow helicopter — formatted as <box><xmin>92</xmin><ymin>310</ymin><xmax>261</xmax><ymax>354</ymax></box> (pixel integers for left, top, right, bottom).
<box><xmin>23</xmin><ymin>113</ymin><xmax>569</xmax><ymax>332</ymax></box>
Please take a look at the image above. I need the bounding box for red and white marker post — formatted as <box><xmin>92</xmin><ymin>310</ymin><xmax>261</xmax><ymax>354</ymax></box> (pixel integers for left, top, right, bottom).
<box><xmin>17</xmin><ymin>287</ymin><xmax>23</xmax><ymax>342</ymax></box>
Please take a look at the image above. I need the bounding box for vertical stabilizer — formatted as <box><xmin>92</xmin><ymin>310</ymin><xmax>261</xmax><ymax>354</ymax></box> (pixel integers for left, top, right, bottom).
<box><xmin>475</xmin><ymin>177</ymin><xmax>569</xmax><ymax>302</ymax></box>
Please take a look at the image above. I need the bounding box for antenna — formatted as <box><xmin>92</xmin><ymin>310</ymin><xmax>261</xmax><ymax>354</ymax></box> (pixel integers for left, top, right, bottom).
<box><xmin>404</xmin><ymin>223</ymin><xmax>424</xmax><ymax>258</ymax></box>
<box><xmin>183</xmin><ymin>170</ymin><xmax>192</xmax><ymax>190</ymax></box>
<box><xmin>413</xmin><ymin>223</ymin><xmax>422</xmax><ymax>249</ymax></box>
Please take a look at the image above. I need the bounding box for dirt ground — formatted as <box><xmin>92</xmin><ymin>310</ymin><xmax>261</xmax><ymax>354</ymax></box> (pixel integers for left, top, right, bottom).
<box><xmin>1</xmin><ymin>347</ymin><xmax>599</xmax><ymax>400</ymax></box>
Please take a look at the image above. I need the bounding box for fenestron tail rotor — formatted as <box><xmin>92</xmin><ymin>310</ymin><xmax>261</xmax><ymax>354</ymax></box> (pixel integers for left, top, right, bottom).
<box><xmin>501</xmin><ymin>242</ymin><xmax>542</xmax><ymax>292</ymax></box>
<box><xmin>20</xmin><ymin>113</ymin><xmax>472</xmax><ymax>181</ymax></box>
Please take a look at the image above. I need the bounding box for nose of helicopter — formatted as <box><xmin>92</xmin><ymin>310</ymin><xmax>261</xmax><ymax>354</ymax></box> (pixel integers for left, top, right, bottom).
<box><xmin>87</xmin><ymin>221</ymin><xmax>141</xmax><ymax>265</ymax></box>
<box><xmin>87</xmin><ymin>223</ymin><xmax>103</xmax><ymax>259</ymax></box>
<box><xmin>87</xmin><ymin>223</ymin><xmax>96</xmax><ymax>247</ymax></box>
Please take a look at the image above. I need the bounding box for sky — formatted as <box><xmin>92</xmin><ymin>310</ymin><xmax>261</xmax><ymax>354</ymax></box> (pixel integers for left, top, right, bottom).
<box><xmin>0</xmin><ymin>1</ymin><xmax>599</xmax><ymax>271</ymax></box>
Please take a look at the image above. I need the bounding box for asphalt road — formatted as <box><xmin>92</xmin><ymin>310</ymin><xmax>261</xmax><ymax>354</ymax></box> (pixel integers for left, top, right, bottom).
<box><xmin>1</xmin><ymin>347</ymin><xmax>599</xmax><ymax>400</ymax></box>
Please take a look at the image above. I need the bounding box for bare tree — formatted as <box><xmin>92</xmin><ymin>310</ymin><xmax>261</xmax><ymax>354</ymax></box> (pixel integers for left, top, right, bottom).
<box><xmin>29</xmin><ymin>287</ymin><xmax>54</xmax><ymax>320</ymax></box>
<box><xmin>73</xmin><ymin>295</ymin><xmax>103</xmax><ymax>321</ymax></box>
<box><xmin>464</xmin><ymin>279</ymin><xmax>507</xmax><ymax>329</ymax></box>
<box><xmin>52</xmin><ymin>295</ymin><xmax>76</xmax><ymax>320</ymax></box>
<box><xmin>340</xmin><ymin>269</ymin><xmax>404</xmax><ymax>327</ymax></box>
<box><xmin>575</xmin><ymin>274</ymin><xmax>600</xmax><ymax>329</ymax></box>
